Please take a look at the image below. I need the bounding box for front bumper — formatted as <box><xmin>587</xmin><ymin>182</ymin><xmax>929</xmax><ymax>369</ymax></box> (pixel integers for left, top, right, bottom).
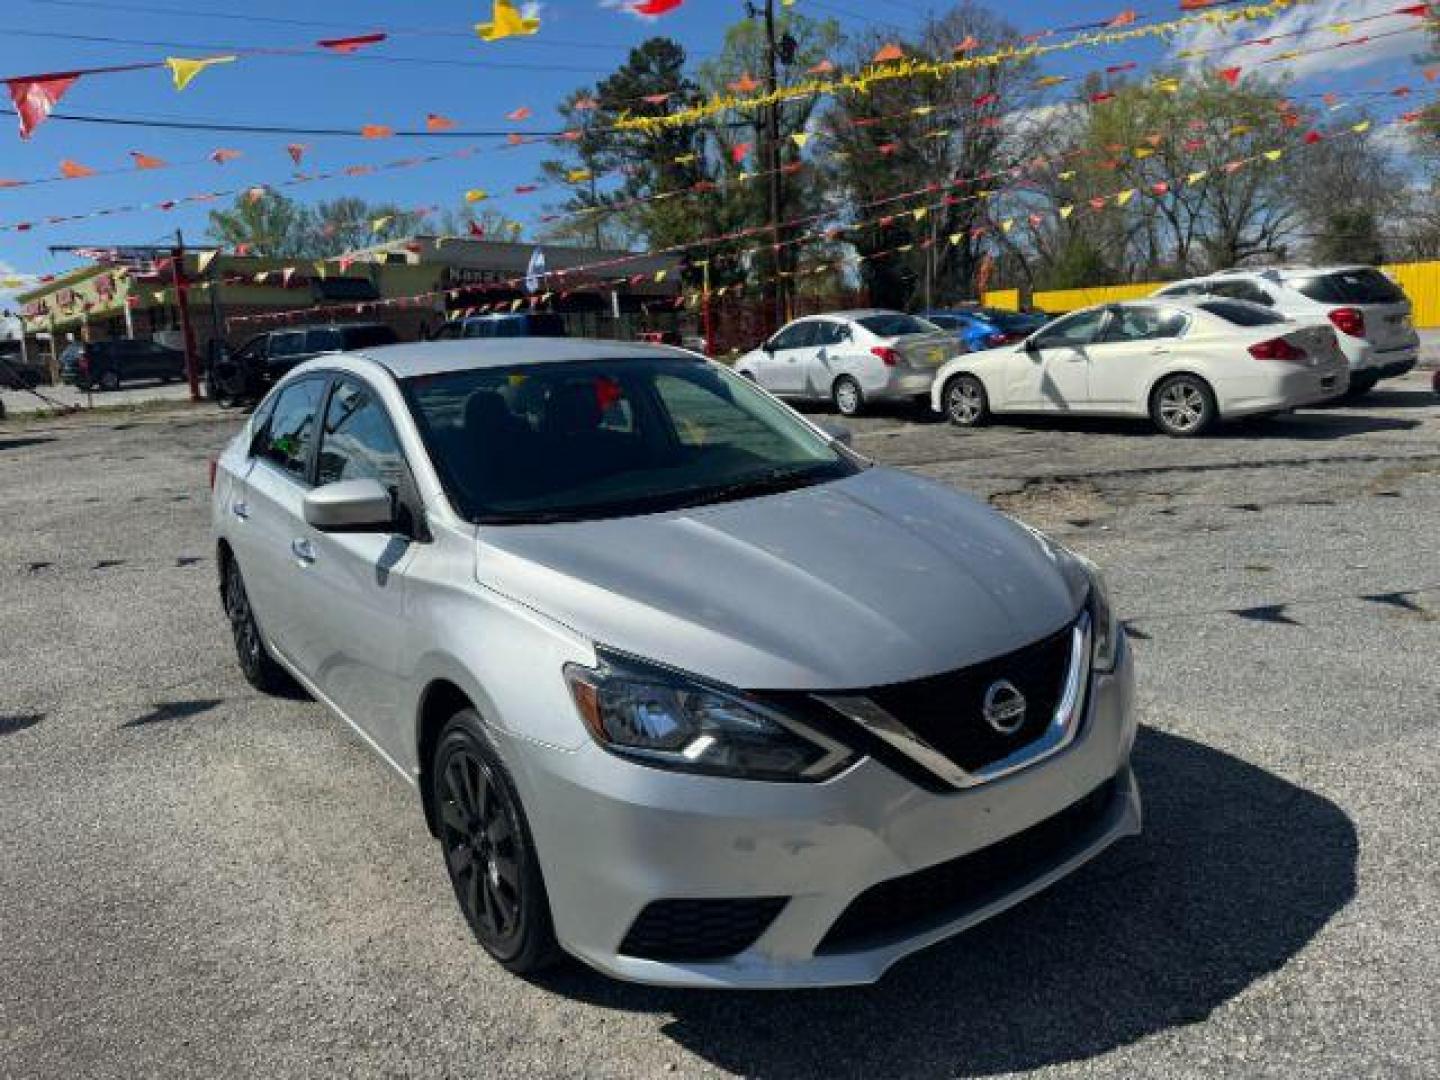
<box><xmin>508</xmin><ymin>637</ymin><xmax>1140</xmax><ymax>988</ymax></box>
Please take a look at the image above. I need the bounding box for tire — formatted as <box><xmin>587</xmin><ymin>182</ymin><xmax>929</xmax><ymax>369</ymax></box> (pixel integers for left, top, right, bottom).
<box><xmin>434</xmin><ymin>710</ymin><xmax>561</xmax><ymax>975</ymax></box>
<box><xmin>1150</xmin><ymin>374</ymin><xmax>1216</xmax><ymax>437</ymax></box>
<box><xmin>98</xmin><ymin>370</ymin><xmax>121</xmax><ymax>392</ymax></box>
<box><xmin>1346</xmin><ymin>372</ymin><xmax>1379</xmax><ymax>397</ymax></box>
<box><xmin>222</xmin><ymin>555</ymin><xmax>293</xmax><ymax>695</ymax></box>
<box><xmin>943</xmin><ymin>374</ymin><xmax>989</xmax><ymax>428</ymax></box>
<box><xmin>832</xmin><ymin>375</ymin><xmax>864</xmax><ymax>417</ymax></box>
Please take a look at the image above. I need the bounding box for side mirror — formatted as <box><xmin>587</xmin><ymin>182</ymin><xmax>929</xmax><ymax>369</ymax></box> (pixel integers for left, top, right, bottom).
<box><xmin>762</xmin><ymin>340</ymin><xmax>776</xmax><ymax>355</ymax></box>
<box><xmin>816</xmin><ymin>420</ymin><xmax>854</xmax><ymax>447</ymax></box>
<box><xmin>1023</xmin><ymin>338</ymin><xmax>1042</xmax><ymax>353</ymax></box>
<box><xmin>303</xmin><ymin>478</ymin><xmax>396</xmax><ymax>533</ymax></box>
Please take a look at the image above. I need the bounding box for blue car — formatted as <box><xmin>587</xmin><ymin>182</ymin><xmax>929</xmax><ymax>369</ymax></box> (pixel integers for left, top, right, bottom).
<box><xmin>919</xmin><ymin>308</ymin><xmax>1051</xmax><ymax>352</ymax></box>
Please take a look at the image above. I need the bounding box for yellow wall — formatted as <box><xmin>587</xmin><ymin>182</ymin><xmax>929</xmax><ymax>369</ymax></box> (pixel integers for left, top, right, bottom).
<box><xmin>986</xmin><ymin>263</ymin><xmax>1440</xmax><ymax>327</ymax></box>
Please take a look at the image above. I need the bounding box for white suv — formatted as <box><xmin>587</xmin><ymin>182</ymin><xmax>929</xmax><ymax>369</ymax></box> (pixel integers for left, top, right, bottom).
<box><xmin>1153</xmin><ymin>266</ymin><xmax>1418</xmax><ymax>394</ymax></box>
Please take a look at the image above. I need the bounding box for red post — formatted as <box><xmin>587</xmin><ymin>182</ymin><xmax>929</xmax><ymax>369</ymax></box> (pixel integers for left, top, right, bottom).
<box><xmin>170</xmin><ymin>230</ymin><xmax>201</xmax><ymax>403</ymax></box>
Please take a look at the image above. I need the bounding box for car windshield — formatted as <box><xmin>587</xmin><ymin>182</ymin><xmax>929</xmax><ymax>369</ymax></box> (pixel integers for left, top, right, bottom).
<box><xmin>1289</xmin><ymin>269</ymin><xmax>1405</xmax><ymax>306</ymax></box>
<box><xmin>402</xmin><ymin>357</ymin><xmax>859</xmax><ymax>524</ymax></box>
<box><xmin>857</xmin><ymin>313</ymin><xmax>941</xmax><ymax>338</ymax></box>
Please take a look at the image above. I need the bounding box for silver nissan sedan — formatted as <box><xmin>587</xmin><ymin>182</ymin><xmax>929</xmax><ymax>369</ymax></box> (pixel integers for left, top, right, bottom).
<box><xmin>211</xmin><ymin>339</ymin><xmax>1140</xmax><ymax>989</ymax></box>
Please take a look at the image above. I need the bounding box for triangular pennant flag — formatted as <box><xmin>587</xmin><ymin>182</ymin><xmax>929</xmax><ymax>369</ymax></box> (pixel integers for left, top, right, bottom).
<box><xmin>317</xmin><ymin>33</ymin><xmax>387</xmax><ymax>54</ymax></box>
<box><xmin>165</xmin><ymin>55</ymin><xmax>237</xmax><ymax>92</ymax></box>
<box><xmin>476</xmin><ymin>1</ymin><xmax>541</xmax><ymax>42</ymax></box>
<box><xmin>807</xmin><ymin>59</ymin><xmax>836</xmax><ymax>75</ymax></box>
<box><xmin>1187</xmin><ymin>170</ymin><xmax>1208</xmax><ymax>184</ymax></box>
<box><xmin>506</xmin><ymin>106</ymin><xmax>532</xmax><ymax>122</ymax></box>
<box><xmin>790</xmin><ymin>132</ymin><xmax>810</xmax><ymax>149</ymax></box>
<box><xmin>728</xmin><ymin>74</ymin><xmax>760</xmax><ymax>94</ymax></box>
<box><xmin>465</xmin><ymin>189</ymin><xmax>489</xmax><ymax>203</ymax></box>
<box><xmin>1059</xmin><ymin>205</ymin><xmax>1074</xmax><ymax>219</ymax></box>
<box><xmin>371</xmin><ymin>215</ymin><xmax>393</xmax><ymax>234</ymax></box>
<box><xmin>60</xmin><ymin>159</ymin><xmax>95</xmax><ymax>179</ymax></box>
<box><xmin>1351</xmin><ymin>120</ymin><xmax>1372</xmax><ymax>133</ymax></box>
<box><xmin>1115</xmin><ymin>189</ymin><xmax>1136</xmax><ymax>206</ymax></box>
<box><xmin>360</xmin><ymin>124</ymin><xmax>394</xmax><ymax>139</ymax></box>
<box><xmin>7</xmin><ymin>74</ymin><xmax>80</xmax><ymax>139</ymax></box>
<box><xmin>872</xmin><ymin>43</ymin><xmax>905</xmax><ymax>63</ymax></box>
<box><xmin>286</xmin><ymin>143</ymin><xmax>306</xmax><ymax>166</ymax></box>
<box><xmin>1217</xmin><ymin>66</ymin><xmax>1242</xmax><ymax>85</ymax></box>
<box><xmin>130</xmin><ymin>151</ymin><xmax>166</xmax><ymax>170</ymax></box>
<box><xmin>426</xmin><ymin>113</ymin><xmax>457</xmax><ymax>131</ymax></box>
<box><xmin>1263</xmin><ymin>149</ymin><xmax>1283</xmax><ymax>162</ymax></box>
<box><xmin>197</xmin><ymin>250</ymin><xmax>220</xmax><ymax>274</ymax></box>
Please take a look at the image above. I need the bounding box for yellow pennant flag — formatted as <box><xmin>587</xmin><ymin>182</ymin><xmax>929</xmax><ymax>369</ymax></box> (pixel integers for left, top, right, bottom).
<box><xmin>1154</xmin><ymin>77</ymin><xmax>1181</xmax><ymax>93</ymax></box>
<box><xmin>790</xmin><ymin>132</ymin><xmax>810</xmax><ymax>148</ymax></box>
<box><xmin>313</xmin><ymin>261</ymin><xmax>328</xmax><ymax>279</ymax></box>
<box><xmin>910</xmin><ymin>105</ymin><xmax>936</xmax><ymax>116</ymax></box>
<box><xmin>477</xmin><ymin>1</ymin><xmax>541</xmax><ymax>42</ymax></box>
<box><xmin>371</xmin><ymin>215</ymin><xmax>393</xmax><ymax>234</ymax></box>
<box><xmin>673</xmin><ymin>152</ymin><xmax>698</xmax><ymax>164</ymax></box>
<box><xmin>1263</xmin><ymin>149</ymin><xmax>1283</xmax><ymax>161</ymax></box>
<box><xmin>1186</xmin><ymin>170</ymin><xmax>1208</xmax><ymax>185</ymax></box>
<box><xmin>1034</xmin><ymin>75</ymin><xmax>1068</xmax><ymax>88</ymax></box>
<box><xmin>1133</xmin><ymin>147</ymin><xmax>1154</xmax><ymax>159</ymax></box>
<box><xmin>166</xmin><ymin>55</ymin><xmax>237</xmax><ymax>91</ymax></box>
<box><xmin>1116</xmin><ymin>189</ymin><xmax>1136</xmax><ymax>206</ymax></box>
<box><xmin>1000</xmin><ymin>219</ymin><xmax>1014</xmax><ymax>233</ymax></box>
<box><xmin>465</xmin><ymin>189</ymin><xmax>489</xmax><ymax>203</ymax></box>
<box><xmin>566</xmin><ymin>169</ymin><xmax>593</xmax><ymax>183</ymax></box>
<box><xmin>1058</xmin><ymin>170</ymin><xmax>1076</xmax><ymax>181</ymax></box>
<box><xmin>1059</xmin><ymin>205</ymin><xmax>1074</xmax><ymax>219</ymax></box>
<box><xmin>948</xmin><ymin>233</ymin><xmax>963</xmax><ymax>246</ymax></box>
<box><xmin>1352</xmin><ymin>120</ymin><xmax>1371</xmax><ymax>133</ymax></box>
<box><xmin>913</xmin><ymin>207</ymin><xmax>928</xmax><ymax>222</ymax></box>
<box><xmin>654</xmin><ymin>270</ymin><xmax>667</xmax><ymax>283</ymax></box>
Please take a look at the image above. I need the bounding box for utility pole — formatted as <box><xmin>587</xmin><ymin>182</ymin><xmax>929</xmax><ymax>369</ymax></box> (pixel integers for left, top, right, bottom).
<box><xmin>170</xmin><ymin>230</ymin><xmax>201</xmax><ymax>402</ymax></box>
<box><xmin>749</xmin><ymin>0</ymin><xmax>787</xmax><ymax>334</ymax></box>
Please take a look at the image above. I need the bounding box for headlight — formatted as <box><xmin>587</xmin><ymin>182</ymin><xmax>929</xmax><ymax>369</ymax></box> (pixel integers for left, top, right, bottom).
<box><xmin>1014</xmin><ymin>521</ymin><xmax>1121</xmax><ymax>673</ymax></box>
<box><xmin>564</xmin><ymin>653</ymin><xmax>857</xmax><ymax>782</ymax></box>
<box><xmin>1081</xmin><ymin>557</ymin><xmax>1121</xmax><ymax>673</ymax></box>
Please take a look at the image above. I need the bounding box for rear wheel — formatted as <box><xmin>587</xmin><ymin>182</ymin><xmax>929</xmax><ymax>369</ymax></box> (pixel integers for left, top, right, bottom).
<box><xmin>943</xmin><ymin>374</ymin><xmax>989</xmax><ymax>427</ymax></box>
<box><xmin>1151</xmin><ymin>374</ymin><xmax>1216</xmax><ymax>437</ymax></box>
<box><xmin>434</xmin><ymin>710</ymin><xmax>560</xmax><ymax>975</ymax></box>
<box><xmin>1346</xmin><ymin>372</ymin><xmax>1379</xmax><ymax>397</ymax></box>
<box><xmin>832</xmin><ymin>375</ymin><xmax>864</xmax><ymax>417</ymax></box>
<box><xmin>222</xmin><ymin>556</ymin><xmax>292</xmax><ymax>694</ymax></box>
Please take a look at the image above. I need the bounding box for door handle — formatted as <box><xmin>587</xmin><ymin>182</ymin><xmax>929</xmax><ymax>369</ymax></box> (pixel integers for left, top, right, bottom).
<box><xmin>290</xmin><ymin>538</ymin><xmax>316</xmax><ymax>566</ymax></box>
<box><xmin>231</xmin><ymin>501</ymin><xmax>249</xmax><ymax>520</ymax></box>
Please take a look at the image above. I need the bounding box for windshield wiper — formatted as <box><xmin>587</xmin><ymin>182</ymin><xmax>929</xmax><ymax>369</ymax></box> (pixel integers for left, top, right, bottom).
<box><xmin>673</xmin><ymin>466</ymin><xmax>831</xmax><ymax>510</ymax></box>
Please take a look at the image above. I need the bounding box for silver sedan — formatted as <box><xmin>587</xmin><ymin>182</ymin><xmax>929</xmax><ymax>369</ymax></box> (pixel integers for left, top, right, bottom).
<box><xmin>211</xmin><ymin>339</ymin><xmax>1139</xmax><ymax>988</ymax></box>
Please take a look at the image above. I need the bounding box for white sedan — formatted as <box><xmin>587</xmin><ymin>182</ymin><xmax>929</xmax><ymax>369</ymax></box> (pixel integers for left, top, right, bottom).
<box><xmin>930</xmin><ymin>298</ymin><xmax>1350</xmax><ymax>437</ymax></box>
<box><xmin>735</xmin><ymin>310</ymin><xmax>962</xmax><ymax>416</ymax></box>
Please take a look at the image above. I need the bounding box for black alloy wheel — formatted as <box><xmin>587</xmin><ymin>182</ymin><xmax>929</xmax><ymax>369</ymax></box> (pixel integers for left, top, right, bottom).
<box><xmin>222</xmin><ymin>557</ymin><xmax>290</xmax><ymax>694</ymax></box>
<box><xmin>435</xmin><ymin>711</ymin><xmax>559</xmax><ymax>974</ymax></box>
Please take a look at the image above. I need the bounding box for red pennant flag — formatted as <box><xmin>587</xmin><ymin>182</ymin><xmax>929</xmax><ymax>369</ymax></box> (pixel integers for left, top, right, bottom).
<box><xmin>1395</xmin><ymin>4</ymin><xmax>1431</xmax><ymax>16</ymax></box>
<box><xmin>7</xmin><ymin>74</ymin><xmax>80</xmax><ymax>140</ymax></box>
<box><xmin>731</xmin><ymin>142</ymin><xmax>752</xmax><ymax>164</ymax></box>
<box><xmin>632</xmin><ymin>0</ymin><xmax>683</xmax><ymax>13</ymax></box>
<box><xmin>953</xmin><ymin>35</ymin><xmax>980</xmax><ymax>53</ymax></box>
<box><xmin>130</xmin><ymin>151</ymin><xmax>166</xmax><ymax>170</ymax></box>
<box><xmin>506</xmin><ymin>106</ymin><xmax>532</xmax><ymax>121</ymax></box>
<box><xmin>1303</xmin><ymin>130</ymin><xmax>1324</xmax><ymax>144</ymax></box>
<box><xmin>1106</xmin><ymin>62</ymin><xmax>1137</xmax><ymax>74</ymax></box>
<box><xmin>1151</xmin><ymin>181</ymin><xmax>1170</xmax><ymax>195</ymax></box>
<box><xmin>1090</xmin><ymin>91</ymin><xmax>1116</xmax><ymax>104</ymax></box>
<box><xmin>318</xmin><ymin>33</ymin><xmax>387</xmax><ymax>53</ymax></box>
<box><xmin>1218</xmin><ymin>67</ymin><xmax>1242</xmax><ymax>86</ymax></box>
<box><xmin>973</xmin><ymin>92</ymin><xmax>999</xmax><ymax>107</ymax></box>
<box><xmin>1107</xmin><ymin>11</ymin><xmax>1138</xmax><ymax>28</ymax></box>
<box><xmin>286</xmin><ymin>143</ymin><xmax>306</xmax><ymax>165</ymax></box>
<box><xmin>641</xmin><ymin>93</ymin><xmax>672</xmax><ymax>106</ymax></box>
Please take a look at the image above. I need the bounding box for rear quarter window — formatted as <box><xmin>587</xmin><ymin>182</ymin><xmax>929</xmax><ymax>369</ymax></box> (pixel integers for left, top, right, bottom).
<box><xmin>1290</xmin><ymin>269</ymin><xmax>1405</xmax><ymax>305</ymax></box>
<box><xmin>1196</xmin><ymin>300</ymin><xmax>1287</xmax><ymax>327</ymax></box>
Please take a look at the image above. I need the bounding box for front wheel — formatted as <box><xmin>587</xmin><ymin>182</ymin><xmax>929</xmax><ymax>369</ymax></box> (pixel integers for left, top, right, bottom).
<box><xmin>832</xmin><ymin>375</ymin><xmax>864</xmax><ymax>417</ymax></box>
<box><xmin>1150</xmin><ymin>374</ymin><xmax>1216</xmax><ymax>437</ymax></box>
<box><xmin>434</xmin><ymin>710</ymin><xmax>561</xmax><ymax>975</ymax></box>
<box><xmin>943</xmin><ymin>374</ymin><xmax>989</xmax><ymax>427</ymax></box>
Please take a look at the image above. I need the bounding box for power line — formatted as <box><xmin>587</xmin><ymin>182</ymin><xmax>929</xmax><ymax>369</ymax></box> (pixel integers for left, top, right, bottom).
<box><xmin>0</xmin><ymin>106</ymin><xmax>568</xmax><ymax>139</ymax></box>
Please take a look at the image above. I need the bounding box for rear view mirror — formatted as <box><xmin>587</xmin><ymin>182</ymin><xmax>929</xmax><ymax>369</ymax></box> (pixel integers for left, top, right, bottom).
<box><xmin>303</xmin><ymin>478</ymin><xmax>395</xmax><ymax>533</ymax></box>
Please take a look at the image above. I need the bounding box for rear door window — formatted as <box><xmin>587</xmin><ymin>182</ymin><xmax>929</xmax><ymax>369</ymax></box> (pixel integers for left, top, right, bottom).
<box><xmin>257</xmin><ymin>378</ymin><xmax>325</xmax><ymax>482</ymax></box>
<box><xmin>1290</xmin><ymin>269</ymin><xmax>1405</xmax><ymax>305</ymax></box>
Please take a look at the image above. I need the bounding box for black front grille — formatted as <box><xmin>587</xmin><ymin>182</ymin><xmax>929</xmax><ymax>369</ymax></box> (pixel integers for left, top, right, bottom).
<box><xmin>619</xmin><ymin>897</ymin><xmax>789</xmax><ymax>962</ymax></box>
<box><xmin>818</xmin><ymin>778</ymin><xmax>1118</xmax><ymax>954</ymax></box>
<box><xmin>863</xmin><ymin>620</ymin><xmax>1077</xmax><ymax>775</ymax></box>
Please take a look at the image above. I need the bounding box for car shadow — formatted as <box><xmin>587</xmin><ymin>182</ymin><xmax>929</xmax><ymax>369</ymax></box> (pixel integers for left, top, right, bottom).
<box><xmin>1340</xmin><ymin>386</ymin><xmax>1437</xmax><ymax>410</ymax></box>
<box><xmin>536</xmin><ymin>728</ymin><xmax>1357</xmax><ymax>1077</ymax></box>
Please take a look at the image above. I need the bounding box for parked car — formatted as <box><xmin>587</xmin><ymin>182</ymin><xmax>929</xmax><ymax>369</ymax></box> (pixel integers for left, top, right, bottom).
<box><xmin>734</xmin><ymin>310</ymin><xmax>963</xmax><ymax>416</ymax></box>
<box><xmin>920</xmin><ymin>307</ymin><xmax>1051</xmax><ymax>352</ymax></box>
<box><xmin>210</xmin><ymin>323</ymin><xmax>399</xmax><ymax>405</ymax></box>
<box><xmin>429</xmin><ymin>311</ymin><xmax>567</xmax><ymax>341</ymax></box>
<box><xmin>58</xmin><ymin>338</ymin><xmax>186</xmax><ymax>391</ymax></box>
<box><xmin>1153</xmin><ymin>265</ymin><xmax>1418</xmax><ymax>395</ymax></box>
<box><xmin>212</xmin><ymin>339</ymin><xmax>1138</xmax><ymax>987</ymax></box>
<box><xmin>932</xmin><ymin>298</ymin><xmax>1349</xmax><ymax>437</ymax></box>
<box><xmin>1</xmin><ymin>341</ymin><xmax>45</xmax><ymax>389</ymax></box>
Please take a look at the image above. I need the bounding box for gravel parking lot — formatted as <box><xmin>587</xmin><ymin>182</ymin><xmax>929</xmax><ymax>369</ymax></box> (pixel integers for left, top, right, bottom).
<box><xmin>2</xmin><ymin>374</ymin><xmax>1437</xmax><ymax>1078</ymax></box>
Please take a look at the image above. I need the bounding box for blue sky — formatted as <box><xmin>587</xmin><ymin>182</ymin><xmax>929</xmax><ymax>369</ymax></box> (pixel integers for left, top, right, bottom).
<box><xmin>0</xmin><ymin>0</ymin><xmax>1431</xmax><ymax>304</ymax></box>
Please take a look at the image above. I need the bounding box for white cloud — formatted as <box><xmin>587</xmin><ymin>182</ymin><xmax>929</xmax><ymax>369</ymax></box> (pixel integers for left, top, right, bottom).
<box><xmin>1167</xmin><ymin>0</ymin><xmax>1431</xmax><ymax>83</ymax></box>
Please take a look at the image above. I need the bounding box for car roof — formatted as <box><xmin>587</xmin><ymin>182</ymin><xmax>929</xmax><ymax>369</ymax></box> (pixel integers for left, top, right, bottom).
<box><xmin>792</xmin><ymin>309</ymin><xmax>907</xmax><ymax>322</ymax></box>
<box><xmin>357</xmin><ymin>338</ymin><xmax>702</xmax><ymax>379</ymax></box>
<box><xmin>265</xmin><ymin>322</ymin><xmax>390</xmax><ymax>334</ymax></box>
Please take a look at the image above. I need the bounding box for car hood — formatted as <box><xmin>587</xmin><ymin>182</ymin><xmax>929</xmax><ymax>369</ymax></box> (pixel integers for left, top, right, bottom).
<box><xmin>474</xmin><ymin>467</ymin><xmax>1080</xmax><ymax>690</ymax></box>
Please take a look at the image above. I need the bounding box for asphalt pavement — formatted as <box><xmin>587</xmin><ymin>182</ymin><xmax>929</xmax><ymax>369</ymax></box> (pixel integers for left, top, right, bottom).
<box><xmin>1</xmin><ymin>374</ymin><xmax>1437</xmax><ymax>1078</ymax></box>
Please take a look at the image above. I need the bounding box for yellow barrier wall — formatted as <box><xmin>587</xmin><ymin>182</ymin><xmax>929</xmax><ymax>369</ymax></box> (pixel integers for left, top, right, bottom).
<box><xmin>985</xmin><ymin>263</ymin><xmax>1440</xmax><ymax>327</ymax></box>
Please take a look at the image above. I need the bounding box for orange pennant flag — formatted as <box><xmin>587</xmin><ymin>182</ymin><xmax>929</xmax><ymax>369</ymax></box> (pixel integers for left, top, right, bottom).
<box><xmin>427</xmin><ymin>113</ymin><xmax>457</xmax><ymax>130</ymax></box>
<box><xmin>506</xmin><ymin>106</ymin><xmax>532</xmax><ymax>122</ymax></box>
<box><xmin>360</xmin><ymin>124</ymin><xmax>394</xmax><ymax>139</ymax></box>
<box><xmin>1107</xmin><ymin>10</ymin><xmax>1138</xmax><ymax>28</ymax></box>
<box><xmin>130</xmin><ymin>151</ymin><xmax>166</xmax><ymax>170</ymax></box>
<box><xmin>728</xmin><ymin>74</ymin><xmax>760</xmax><ymax>93</ymax></box>
<box><xmin>60</xmin><ymin>159</ymin><xmax>95</xmax><ymax>179</ymax></box>
<box><xmin>873</xmin><ymin>43</ymin><xmax>905</xmax><ymax>63</ymax></box>
<box><xmin>210</xmin><ymin>148</ymin><xmax>242</xmax><ymax>164</ymax></box>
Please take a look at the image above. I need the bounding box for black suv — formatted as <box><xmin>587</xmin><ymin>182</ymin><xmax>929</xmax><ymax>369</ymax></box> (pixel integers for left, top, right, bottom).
<box><xmin>209</xmin><ymin>323</ymin><xmax>400</xmax><ymax>406</ymax></box>
<box><xmin>58</xmin><ymin>339</ymin><xmax>186</xmax><ymax>391</ymax></box>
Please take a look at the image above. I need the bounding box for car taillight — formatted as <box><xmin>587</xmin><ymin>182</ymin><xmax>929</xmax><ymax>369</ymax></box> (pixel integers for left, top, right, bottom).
<box><xmin>985</xmin><ymin>332</ymin><xmax>1011</xmax><ymax>348</ymax></box>
<box><xmin>1248</xmin><ymin>337</ymin><xmax>1307</xmax><ymax>362</ymax></box>
<box><xmin>871</xmin><ymin>346</ymin><xmax>901</xmax><ymax>367</ymax></box>
<box><xmin>1328</xmin><ymin>307</ymin><xmax>1365</xmax><ymax>338</ymax></box>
